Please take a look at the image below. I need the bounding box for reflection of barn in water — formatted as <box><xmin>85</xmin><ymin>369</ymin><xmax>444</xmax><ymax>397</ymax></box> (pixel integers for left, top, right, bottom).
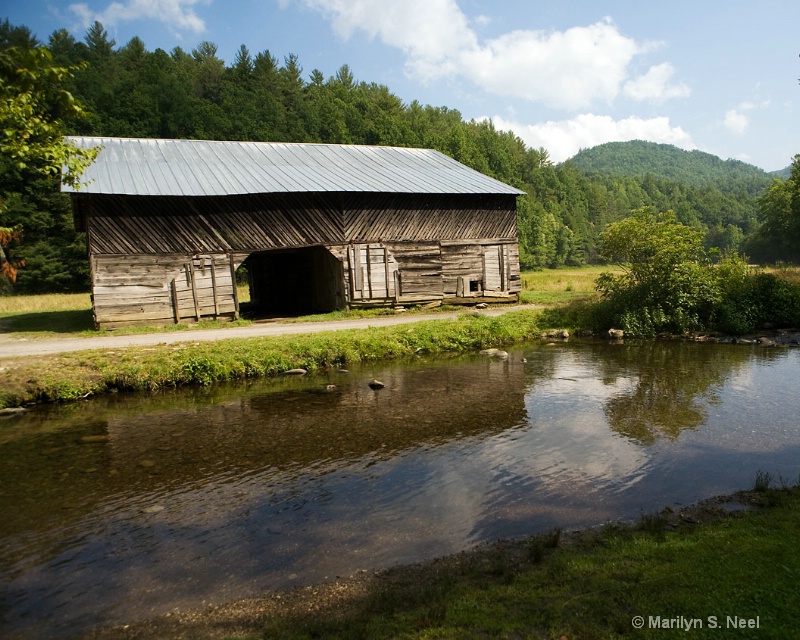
<box><xmin>64</xmin><ymin>137</ymin><xmax>524</xmax><ymax>330</ymax></box>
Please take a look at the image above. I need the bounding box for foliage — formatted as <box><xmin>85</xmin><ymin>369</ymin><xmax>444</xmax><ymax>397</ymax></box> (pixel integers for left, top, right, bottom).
<box><xmin>0</xmin><ymin>22</ymin><xmax>99</xmax><ymax>292</ymax></box>
<box><xmin>0</xmin><ymin>19</ymin><xmax>783</xmax><ymax>294</ymax></box>
<box><xmin>595</xmin><ymin>209</ymin><xmax>719</xmax><ymax>335</ymax></box>
<box><xmin>571</xmin><ymin>139</ymin><xmax>774</xmax><ymax>195</ymax></box>
<box><xmin>745</xmin><ymin>155</ymin><xmax>800</xmax><ymax>262</ymax></box>
<box><xmin>0</xmin><ymin>45</ymin><xmax>98</xmax><ymax>186</ymax></box>
<box><xmin>712</xmin><ymin>255</ymin><xmax>800</xmax><ymax>334</ymax></box>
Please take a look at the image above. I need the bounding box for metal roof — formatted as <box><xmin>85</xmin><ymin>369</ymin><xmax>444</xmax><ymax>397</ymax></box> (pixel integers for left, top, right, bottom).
<box><xmin>63</xmin><ymin>137</ymin><xmax>525</xmax><ymax>197</ymax></box>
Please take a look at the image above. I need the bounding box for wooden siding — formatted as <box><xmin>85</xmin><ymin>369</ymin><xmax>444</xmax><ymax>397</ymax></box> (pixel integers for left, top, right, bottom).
<box><xmin>92</xmin><ymin>253</ymin><xmax>247</xmax><ymax>329</ymax></box>
<box><xmin>76</xmin><ymin>192</ymin><xmax>517</xmax><ymax>255</ymax></box>
<box><xmin>347</xmin><ymin>243</ymin><xmax>399</xmax><ymax>302</ymax></box>
<box><xmin>74</xmin><ymin>190</ymin><xmax>521</xmax><ymax>327</ymax></box>
<box><xmin>343</xmin><ymin>193</ymin><xmax>517</xmax><ymax>242</ymax></box>
<box><xmin>83</xmin><ymin>193</ymin><xmax>346</xmax><ymax>254</ymax></box>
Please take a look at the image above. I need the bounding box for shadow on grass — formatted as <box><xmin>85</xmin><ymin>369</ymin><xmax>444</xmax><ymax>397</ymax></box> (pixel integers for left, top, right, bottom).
<box><xmin>0</xmin><ymin>309</ymin><xmax>95</xmax><ymax>334</ymax></box>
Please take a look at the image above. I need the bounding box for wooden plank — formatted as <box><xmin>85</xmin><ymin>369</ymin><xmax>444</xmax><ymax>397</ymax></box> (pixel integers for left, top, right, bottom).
<box><xmin>209</xmin><ymin>260</ymin><xmax>219</xmax><ymax>317</ymax></box>
<box><xmin>499</xmin><ymin>244</ymin><xmax>506</xmax><ymax>291</ymax></box>
<box><xmin>187</xmin><ymin>263</ymin><xmax>201</xmax><ymax>321</ymax></box>
<box><xmin>229</xmin><ymin>253</ymin><xmax>240</xmax><ymax>320</ymax></box>
<box><xmin>365</xmin><ymin>244</ymin><xmax>373</xmax><ymax>299</ymax></box>
<box><xmin>171</xmin><ymin>278</ymin><xmax>180</xmax><ymax>323</ymax></box>
<box><xmin>383</xmin><ymin>246</ymin><xmax>390</xmax><ymax>297</ymax></box>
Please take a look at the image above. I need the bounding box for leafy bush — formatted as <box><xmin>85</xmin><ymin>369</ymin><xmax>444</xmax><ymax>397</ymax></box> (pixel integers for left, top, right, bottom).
<box><xmin>713</xmin><ymin>256</ymin><xmax>800</xmax><ymax>334</ymax></box>
<box><xmin>595</xmin><ymin>209</ymin><xmax>720</xmax><ymax>336</ymax></box>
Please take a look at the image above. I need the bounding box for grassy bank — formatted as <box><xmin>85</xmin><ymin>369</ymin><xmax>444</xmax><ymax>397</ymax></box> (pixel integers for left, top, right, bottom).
<box><xmin>86</xmin><ymin>480</ymin><xmax>800</xmax><ymax>639</ymax></box>
<box><xmin>258</xmin><ymin>486</ymin><xmax>800</xmax><ymax>639</ymax></box>
<box><xmin>0</xmin><ymin>309</ymin><xmax>545</xmax><ymax>408</ymax></box>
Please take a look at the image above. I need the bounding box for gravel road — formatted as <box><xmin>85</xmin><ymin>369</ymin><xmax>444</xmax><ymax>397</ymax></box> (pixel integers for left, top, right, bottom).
<box><xmin>0</xmin><ymin>307</ymin><xmax>538</xmax><ymax>358</ymax></box>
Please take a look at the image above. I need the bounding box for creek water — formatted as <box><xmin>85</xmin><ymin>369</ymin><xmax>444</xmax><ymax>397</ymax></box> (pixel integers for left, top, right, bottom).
<box><xmin>2</xmin><ymin>339</ymin><xmax>800</xmax><ymax>638</ymax></box>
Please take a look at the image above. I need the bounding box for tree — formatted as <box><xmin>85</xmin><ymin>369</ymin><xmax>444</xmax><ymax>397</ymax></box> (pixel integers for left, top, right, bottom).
<box><xmin>0</xmin><ymin>43</ymin><xmax>98</xmax><ymax>288</ymax></box>
<box><xmin>595</xmin><ymin>208</ymin><xmax>719</xmax><ymax>335</ymax></box>
<box><xmin>0</xmin><ymin>46</ymin><xmax>98</xmax><ymax>186</ymax></box>
<box><xmin>748</xmin><ymin>155</ymin><xmax>800</xmax><ymax>262</ymax></box>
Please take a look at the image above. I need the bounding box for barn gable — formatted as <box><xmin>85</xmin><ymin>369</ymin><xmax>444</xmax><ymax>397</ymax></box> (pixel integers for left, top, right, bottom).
<box><xmin>65</xmin><ymin>137</ymin><xmax>524</xmax><ymax>329</ymax></box>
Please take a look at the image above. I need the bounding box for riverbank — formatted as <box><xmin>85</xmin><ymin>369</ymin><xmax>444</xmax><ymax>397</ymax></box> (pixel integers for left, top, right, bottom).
<box><xmin>0</xmin><ymin>308</ymin><xmax>550</xmax><ymax>408</ymax></box>
<box><xmin>72</xmin><ymin>482</ymin><xmax>800</xmax><ymax>639</ymax></box>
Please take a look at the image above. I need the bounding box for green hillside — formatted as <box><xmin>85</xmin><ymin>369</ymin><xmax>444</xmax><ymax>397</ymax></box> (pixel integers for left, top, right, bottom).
<box><xmin>569</xmin><ymin>140</ymin><xmax>773</xmax><ymax>196</ymax></box>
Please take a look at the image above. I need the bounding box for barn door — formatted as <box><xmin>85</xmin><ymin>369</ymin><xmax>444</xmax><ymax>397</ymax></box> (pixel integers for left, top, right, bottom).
<box><xmin>348</xmin><ymin>243</ymin><xmax>396</xmax><ymax>301</ymax></box>
<box><xmin>482</xmin><ymin>244</ymin><xmax>510</xmax><ymax>292</ymax></box>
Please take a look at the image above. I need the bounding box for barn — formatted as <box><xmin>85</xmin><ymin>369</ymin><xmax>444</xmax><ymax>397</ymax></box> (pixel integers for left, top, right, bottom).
<box><xmin>64</xmin><ymin>137</ymin><xmax>525</xmax><ymax>330</ymax></box>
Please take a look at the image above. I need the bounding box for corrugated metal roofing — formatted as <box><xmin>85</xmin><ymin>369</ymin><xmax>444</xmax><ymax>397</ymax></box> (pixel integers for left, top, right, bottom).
<box><xmin>63</xmin><ymin>137</ymin><xmax>525</xmax><ymax>197</ymax></box>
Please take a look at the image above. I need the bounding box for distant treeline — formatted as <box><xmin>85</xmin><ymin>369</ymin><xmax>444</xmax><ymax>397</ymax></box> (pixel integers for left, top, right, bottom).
<box><xmin>0</xmin><ymin>20</ymin><xmax>792</xmax><ymax>294</ymax></box>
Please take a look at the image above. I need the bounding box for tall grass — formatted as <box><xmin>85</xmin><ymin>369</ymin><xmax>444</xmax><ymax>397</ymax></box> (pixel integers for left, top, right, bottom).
<box><xmin>0</xmin><ymin>292</ymin><xmax>91</xmax><ymax>314</ymax></box>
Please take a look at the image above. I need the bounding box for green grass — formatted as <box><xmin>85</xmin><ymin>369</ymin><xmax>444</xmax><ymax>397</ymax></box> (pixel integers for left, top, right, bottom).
<box><xmin>519</xmin><ymin>266</ymin><xmax>613</xmax><ymax>305</ymax></box>
<box><xmin>0</xmin><ymin>286</ymin><xmax>255</xmax><ymax>338</ymax></box>
<box><xmin>250</xmin><ymin>486</ymin><xmax>800</xmax><ymax>639</ymax></box>
<box><xmin>0</xmin><ymin>309</ymin><xmax>545</xmax><ymax>407</ymax></box>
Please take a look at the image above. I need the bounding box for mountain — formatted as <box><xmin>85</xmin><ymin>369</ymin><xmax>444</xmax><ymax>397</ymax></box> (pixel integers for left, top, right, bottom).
<box><xmin>567</xmin><ymin>140</ymin><xmax>773</xmax><ymax>196</ymax></box>
<box><xmin>769</xmin><ymin>166</ymin><xmax>791</xmax><ymax>179</ymax></box>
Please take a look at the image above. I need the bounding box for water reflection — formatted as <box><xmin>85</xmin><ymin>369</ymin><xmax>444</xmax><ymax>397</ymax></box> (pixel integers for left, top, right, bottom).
<box><xmin>1</xmin><ymin>341</ymin><xmax>799</xmax><ymax>638</ymax></box>
<box><xmin>600</xmin><ymin>342</ymin><xmax>752</xmax><ymax>444</ymax></box>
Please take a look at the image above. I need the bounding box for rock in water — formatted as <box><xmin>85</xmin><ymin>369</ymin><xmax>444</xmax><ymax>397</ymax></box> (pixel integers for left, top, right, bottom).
<box><xmin>368</xmin><ymin>379</ymin><xmax>385</xmax><ymax>390</ymax></box>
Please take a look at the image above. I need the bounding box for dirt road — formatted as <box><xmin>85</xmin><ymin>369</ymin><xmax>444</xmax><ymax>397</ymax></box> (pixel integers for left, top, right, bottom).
<box><xmin>0</xmin><ymin>307</ymin><xmax>539</xmax><ymax>359</ymax></box>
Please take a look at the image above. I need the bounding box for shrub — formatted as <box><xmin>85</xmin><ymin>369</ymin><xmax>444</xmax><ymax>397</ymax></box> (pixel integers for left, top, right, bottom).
<box><xmin>595</xmin><ymin>209</ymin><xmax>720</xmax><ymax>336</ymax></box>
<box><xmin>713</xmin><ymin>255</ymin><xmax>800</xmax><ymax>334</ymax></box>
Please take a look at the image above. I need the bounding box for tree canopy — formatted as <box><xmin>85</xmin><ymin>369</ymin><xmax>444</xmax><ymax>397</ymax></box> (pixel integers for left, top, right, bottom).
<box><xmin>0</xmin><ymin>19</ymin><xmax>789</xmax><ymax>293</ymax></box>
<box><xmin>0</xmin><ymin>25</ymin><xmax>98</xmax><ymax>286</ymax></box>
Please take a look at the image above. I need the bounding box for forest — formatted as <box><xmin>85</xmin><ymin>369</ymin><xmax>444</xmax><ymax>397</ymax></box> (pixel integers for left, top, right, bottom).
<box><xmin>0</xmin><ymin>19</ymin><xmax>796</xmax><ymax>294</ymax></box>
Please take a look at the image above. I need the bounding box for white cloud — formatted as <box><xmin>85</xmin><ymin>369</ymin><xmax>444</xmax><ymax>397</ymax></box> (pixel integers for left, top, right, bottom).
<box><xmin>294</xmin><ymin>0</ymin><xmax>684</xmax><ymax>110</ymax></box>
<box><xmin>623</xmin><ymin>62</ymin><xmax>691</xmax><ymax>101</ymax></box>
<box><xmin>300</xmin><ymin>0</ymin><xmax>476</xmax><ymax>79</ymax></box>
<box><xmin>489</xmin><ymin>113</ymin><xmax>696</xmax><ymax>163</ymax></box>
<box><xmin>722</xmin><ymin>98</ymin><xmax>770</xmax><ymax>135</ymax></box>
<box><xmin>69</xmin><ymin>0</ymin><xmax>207</xmax><ymax>34</ymax></box>
<box><xmin>723</xmin><ymin>109</ymin><xmax>749</xmax><ymax>135</ymax></box>
<box><xmin>461</xmin><ymin>20</ymin><xmax>640</xmax><ymax>110</ymax></box>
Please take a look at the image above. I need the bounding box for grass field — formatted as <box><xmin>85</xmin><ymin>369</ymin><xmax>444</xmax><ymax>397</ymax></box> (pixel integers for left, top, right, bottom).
<box><xmin>519</xmin><ymin>265</ymin><xmax>608</xmax><ymax>304</ymax></box>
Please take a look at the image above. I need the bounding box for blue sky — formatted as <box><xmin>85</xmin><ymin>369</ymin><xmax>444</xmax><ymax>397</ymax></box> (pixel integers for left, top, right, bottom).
<box><xmin>3</xmin><ymin>0</ymin><xmax>798</xmax><ymax>171</ymax></box>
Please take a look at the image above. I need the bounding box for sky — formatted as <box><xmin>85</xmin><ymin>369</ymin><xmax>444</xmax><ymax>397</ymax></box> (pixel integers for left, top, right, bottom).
<box><xmin>2</xmin><ymin>0</ymin><xmax>798</xmax><ymax>171</ymax></box>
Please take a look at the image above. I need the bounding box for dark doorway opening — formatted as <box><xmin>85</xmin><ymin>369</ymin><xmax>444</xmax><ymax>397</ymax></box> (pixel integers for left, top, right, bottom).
<box><xmin>244</xmin><ymin>246</ymin><xmax>344</xmax><ymax>317</ymax></box>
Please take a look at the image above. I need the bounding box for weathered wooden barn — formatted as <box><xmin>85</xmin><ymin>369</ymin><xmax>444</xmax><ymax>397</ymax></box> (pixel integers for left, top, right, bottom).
<box><xmin>64</xmin><ymin>137</ymin><xmax>525</xmax><ymax>330</ymax></box>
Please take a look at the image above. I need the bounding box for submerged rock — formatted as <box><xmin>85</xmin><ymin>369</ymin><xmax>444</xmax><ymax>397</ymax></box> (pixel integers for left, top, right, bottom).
<box><xmin>140</xmin><ymin>505</ymin><xmax>165</xmax><ymax>514</ymax></box>
<box><xmin>79</xmin><ymin>435</ymin><xmax>111</xmax><ymax>444</ymax></box>
<box><xmin>283</xmin><ymin>368</ymin><xmax>308</xmax><ymax>376</ymax></box>
<box><xmin>479</xmin><ymin>348</ymin><xmax>508</xmax><ymax>359</ymax></box>
<box><xmin>368</xmin><ymin>379</ymin><xmax>385</xmax><ymax>390</ymax></box>
<box><xmin>0</xmin><ymin>407</ymin><xmax>27</xmax><ymax>417</ymax></box>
